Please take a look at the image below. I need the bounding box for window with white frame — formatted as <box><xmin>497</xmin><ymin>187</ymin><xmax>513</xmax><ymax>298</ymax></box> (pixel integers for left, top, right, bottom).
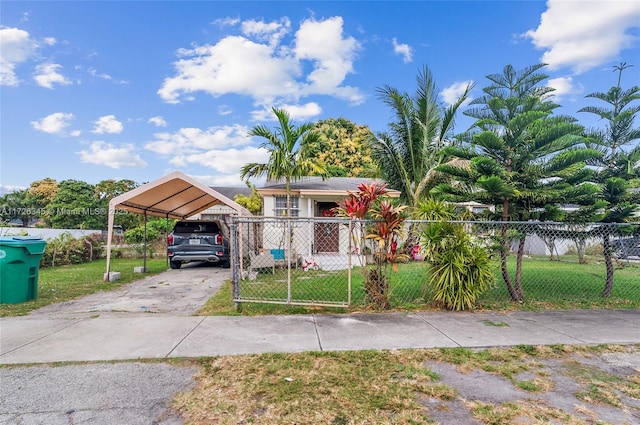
<box><xmin>274</xmin><ymin>195</ymin><xmax>299</xmax><ymax>217</ymax></box>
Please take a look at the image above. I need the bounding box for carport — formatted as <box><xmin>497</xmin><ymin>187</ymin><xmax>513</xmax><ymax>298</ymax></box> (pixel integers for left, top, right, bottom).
<box><xmin>104</xmin><ymin>171</ymin><xmax>251</xmax><ymax>280</ymax></box>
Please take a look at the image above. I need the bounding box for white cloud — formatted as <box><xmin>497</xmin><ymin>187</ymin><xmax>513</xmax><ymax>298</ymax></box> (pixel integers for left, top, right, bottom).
<box><xmin>43</xmin><ymin>37</ymin><xmax>57</xmax><ymax>46</ymax></box>
<box><xmin>211</xmin><ymin>17</ymin><xmax>240</xmax><ymax>28</ymax></box>
<box><xmin>547</xmin><ymin>76</ymin><xmax>584</xmax><ymax>101</ymax></box>
<box><xmin>440</xmin><ymin>80</ymin><xmax>474</xmax><ymax>106</ymax></box>
<box><xmin>31</xmin><ymin>112</ymin><xmax>74</xmax><ymax>134</ymax></box>
<box><xmin>148</xmin><ymin>116</ymin><xmax>167</xmax><ymax>127</ymax></box>
<box><xmin>88</xmin><ymin>67</ymin><xmax>112</xmax><ymax>80</ymax></box>
<box><xmin>189</xmin><ymin>173</ymin><xmax>248</xmax><ymax>187</ymax></box>
<box><xmin>0</xmin><ymin>27</ymin><xmax>38</xmax><ymax>86</ymax></box>
<box><xmin>169</xmin><ymin>146</ymin><xmax>269</xmax><ymax>175</ymax></box>
<box><xmin>33</xmin><ymin>63</ymin><xmax>72</xmax><ymax>89</ymax></box>
<box><xmin>524</xmin><ymin>0</ymin><xmax>640</xmax><ymax>73</ymax></box>
<box><xmin>158</xmin><ymin>16</ymin><xmax>363</xmax><ymax>106</ymax></box>
<box><xmin>144</xmin><ymin>124</ymin><xmax>251</xmax><ymax>156</ymax></box>
<box><xmin>78</xmin><ymin>141</ymin><xmax>147</xmax><ymax>169</ymax></box>
<box><xmin>251</xmin><ymin>102</ymin><xmax>322</xmax><ymax>121</ymax></box>
<box><xmin>294</xmin><ymin>17</ymin><xmax>363</xmax><ymax>102</ymax></box>
<box><xmin>87</xmin><ymin>67</ymin><xmax>127</xmax><ymax>84</ymax></box>
<box><xmin>0</xmin><ymin>184</ymin><xmax>27</xmax><ymax>195</ymax></box>
<box><xmin>92</xmin><ymin>115</ymin><xmax>124</xmax><ymax>134</ymax></box>
<box><xmin>241</xmin><ymin>17</ymin><xmax>290</xmax><ymax>46</ymax></box>
<box><xmin>218</xmin><ymin>105</ymin><xmax>233</xmax><ymax>116</ymax></box>
<box><xmin>70</xmin><ymin>130</ymin><xmax>82</xmax><ymax>137</ymax></box>
<box><xmin>392</xmin><ymin>38</ymin><xmax>412</xmax><ymax>63</ymax></box>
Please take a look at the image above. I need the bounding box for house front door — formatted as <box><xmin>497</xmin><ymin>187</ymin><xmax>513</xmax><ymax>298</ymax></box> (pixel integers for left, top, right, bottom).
<box><xmin>315</xmin><ymin>204</ymin><xmax>339</xmax><ymax>253</ymax></box>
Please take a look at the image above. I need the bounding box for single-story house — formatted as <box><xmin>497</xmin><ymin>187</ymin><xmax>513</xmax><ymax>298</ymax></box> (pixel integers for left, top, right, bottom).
<box><xmin>255</xmin><ymin>177</ymin><xmax>399</xmax><ymax>259</ymax></box>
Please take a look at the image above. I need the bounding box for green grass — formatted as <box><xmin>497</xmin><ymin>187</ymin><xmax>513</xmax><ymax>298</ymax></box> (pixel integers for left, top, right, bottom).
<box><xmin>199</xmin><ymin>256</ymin><xmax>640</xmax><ymax>315</ymax></box>
<box><xmin>0</xmin><ymin>258</ymin><xmax>169</xmax><ymax>317</ymax></box>
<box><xmin>173</xmin><ymin>345</ymin><xmax>640</xmax><ymax>425</ymax></box>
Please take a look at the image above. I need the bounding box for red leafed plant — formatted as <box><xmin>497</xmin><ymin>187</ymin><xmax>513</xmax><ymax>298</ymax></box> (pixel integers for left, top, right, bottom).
<box><xmin>334</xmin><ymin>183</ymin><xmax>408</xmax><ymax>309</ymax></box>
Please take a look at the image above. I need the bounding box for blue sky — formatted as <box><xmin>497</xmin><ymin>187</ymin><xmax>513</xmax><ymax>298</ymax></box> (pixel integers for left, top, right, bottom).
<box><xmin>1</xmin><ymin>1</ymin><xmax>639</xmax><ymax>193</ymax></box>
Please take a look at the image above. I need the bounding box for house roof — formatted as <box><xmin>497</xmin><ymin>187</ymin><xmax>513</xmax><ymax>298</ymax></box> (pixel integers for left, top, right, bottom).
<box><xmin>107</xmin><ymin>171</ymin><xmax>251</xmax><ymax>219</ymax></box>
<box><xmin>209</xmin><ymin>186</ymin><xmax>253</xmax><ymax>201</ymax></box>
<box><xmin>258</xmin><ymin>177</ymin><xmax>401</xmax><ymax>197</ymax></box>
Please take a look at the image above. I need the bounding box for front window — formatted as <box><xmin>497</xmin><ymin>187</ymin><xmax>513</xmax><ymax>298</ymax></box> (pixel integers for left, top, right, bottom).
<box><xmin>274</xmin><ymin>195</ymin><xmax>299</xmax><ymax>217</ymax></box>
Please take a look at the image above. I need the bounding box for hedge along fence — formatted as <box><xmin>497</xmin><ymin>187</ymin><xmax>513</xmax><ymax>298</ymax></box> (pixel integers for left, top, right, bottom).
<box><xmin>231</xmin><ymin>218</ymin><xmax>640</xmax><ymax>310</ymax></box>
<box><xmin>39</xmin><ymin>232</ymin><xmax>104</xmax><ymax>268</ymax></box>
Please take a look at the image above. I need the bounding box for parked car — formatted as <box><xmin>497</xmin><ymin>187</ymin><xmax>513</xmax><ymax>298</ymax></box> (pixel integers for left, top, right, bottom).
<box><xmin>167</xmin><ymin>220</ymin><xmax>230</xmax><ymax>269</ymax></box>
<box><xmin>612</xmin><ymin>236</ymin><xmax>640</xmax><ymax>260</ymax></box>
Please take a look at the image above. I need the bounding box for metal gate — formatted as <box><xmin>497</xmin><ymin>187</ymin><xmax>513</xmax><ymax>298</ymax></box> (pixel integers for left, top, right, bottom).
<box><xmin>230</xmin><ymin>216</ymin><xmax>356</xmax><ymax>308</ymax></box>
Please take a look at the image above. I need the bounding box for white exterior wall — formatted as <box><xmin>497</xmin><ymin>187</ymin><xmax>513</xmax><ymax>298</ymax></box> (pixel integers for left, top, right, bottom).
<box><xmin>260</xmin><ymin>194</ymin><xmax>352</xmax><ymax>256</ymax></box>
<box><xmin>0</xmin><ymin>227</ymin><xmax>101</xmax><ymax>240</ymax></box>
<box><xmin>193</xmin><ymin>204</ymin><xmax>240</xmax><ymax>219</ymax></box>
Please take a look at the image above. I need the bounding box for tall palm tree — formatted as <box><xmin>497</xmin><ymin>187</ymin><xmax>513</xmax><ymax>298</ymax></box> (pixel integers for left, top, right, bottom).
<box><xmin>369</xmin><ymin>65</ymin><xmax>473</xmax><ymax>209</ymax></box>
<box><xmin>240</xmin><ymin>107</ymin><xmax>326</xmax><ymax>216</ymax></box>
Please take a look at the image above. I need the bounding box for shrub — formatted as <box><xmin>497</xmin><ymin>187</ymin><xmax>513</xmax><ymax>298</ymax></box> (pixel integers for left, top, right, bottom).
<box><xmin>40</xmin><ymin>232</ymin><xmax>103</xmax><ymax>268</ymax></box>
<box><xmin>421</xmin><ymin>222</ymin><xmax>495</xmax><ymax>311</ymax></box>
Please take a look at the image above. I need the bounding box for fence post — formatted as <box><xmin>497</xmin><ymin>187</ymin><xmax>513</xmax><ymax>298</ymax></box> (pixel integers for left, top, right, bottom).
<box><xmin>287</xmin><ymin>218</ymin><xmax>292</xmax><ymax>304</ymax></box>
<box><xmin>348</xmin><ymin>218</ymin><xmax>352</xmax><ymax>306</ymax></box>
<box><xmin>231</xmin><ymin>217</ymin><xmax>241</xmax><ymax>311</ymax></box>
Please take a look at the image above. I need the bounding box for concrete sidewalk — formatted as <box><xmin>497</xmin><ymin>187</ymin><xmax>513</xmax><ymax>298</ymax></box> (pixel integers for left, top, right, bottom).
<box><xmin>1</xmin><ymin>309</ymin><xmax>639</xmax><ymax>364</ymax></box>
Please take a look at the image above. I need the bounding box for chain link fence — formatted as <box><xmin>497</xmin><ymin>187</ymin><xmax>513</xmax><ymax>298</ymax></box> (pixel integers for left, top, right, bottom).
<box><xmin>230</xmin><ymin>218</ymin><xmax>640</xmax><ymax>309</ymax></box>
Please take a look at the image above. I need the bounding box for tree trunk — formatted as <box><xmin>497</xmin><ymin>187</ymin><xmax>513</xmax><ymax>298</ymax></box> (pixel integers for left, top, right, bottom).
<box><xmin>500</xmin><ymin>222</ymin><xmax>520</xmax><ymax>301</ymax></box>
<box><xmin>541</xmin><ymin>236</ymin><xmax>557</xmax><ymax>261</ymax></box>
<box><xmin>402</xmin><ymin>222</ymin><xmax>420</xmax><ymax>256</ymax></box>
<box><xmin>575</xmin><ymin>238</ymin><xmax>586</xmax><ymax>264</ymax></box>
<box><xmin>602</xmin><ymin>234</ymin><xmax>614</xmax><ymax>298</ymax></box>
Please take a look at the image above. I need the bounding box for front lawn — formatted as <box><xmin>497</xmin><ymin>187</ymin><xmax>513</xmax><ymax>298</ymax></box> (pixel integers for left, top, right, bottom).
<box><xmin>198</xmin><ymin>256</ymin><xmax>640</xmax><ymax>315</ymax></box>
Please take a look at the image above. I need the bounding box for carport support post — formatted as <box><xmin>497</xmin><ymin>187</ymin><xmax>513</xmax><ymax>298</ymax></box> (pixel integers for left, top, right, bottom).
<box><xmin>165</xmin><ymin>213</ymin><xmax>169</xmax><ymax>268</ymax></box>
<box><xmin>143</xmin><ymin>210</ymin><xmax>147</xmax><ymax>272</ymax></box>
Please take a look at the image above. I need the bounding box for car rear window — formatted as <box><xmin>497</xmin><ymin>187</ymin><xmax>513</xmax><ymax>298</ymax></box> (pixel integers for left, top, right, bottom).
<box><xmin>173</xmin><ymin>221</ymin><xmax>221</xmax><ymax>234</ymax></box>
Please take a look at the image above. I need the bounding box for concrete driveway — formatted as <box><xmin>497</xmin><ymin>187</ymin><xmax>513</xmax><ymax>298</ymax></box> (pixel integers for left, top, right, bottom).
<box><xmin>2</xmin><ymin>262</ymin><xmax>225</xmax><ymax>425</ymax></box>
<box><xmin>28</xmin><ymin>262</ymin><xmax>230</xmax><ymax>319</ymax></box>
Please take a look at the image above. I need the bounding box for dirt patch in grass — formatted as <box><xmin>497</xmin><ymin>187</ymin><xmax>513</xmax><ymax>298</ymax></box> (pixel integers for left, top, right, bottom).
<box><xmin>174</xmin><ymin>345</ymin><xmax>640</xmax><ymax>425</ymax></box>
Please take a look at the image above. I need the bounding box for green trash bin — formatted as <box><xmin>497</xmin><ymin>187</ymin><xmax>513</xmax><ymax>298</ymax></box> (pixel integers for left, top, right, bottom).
<box><xmin>0</xmin><ymin>236</ymin><xmax>47</xmax><ymax>304</ymax></box>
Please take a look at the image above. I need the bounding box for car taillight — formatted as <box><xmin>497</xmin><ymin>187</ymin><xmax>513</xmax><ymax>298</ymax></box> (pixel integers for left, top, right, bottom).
<box><xmin>167</xmin><ymin>234</ymin><xmax>174</xmax><ymax>245</ymax></box>
<box><xmin>214</xmin><ymin>234</ymin><xmax>223</xmax><ymax>245</ymax></box>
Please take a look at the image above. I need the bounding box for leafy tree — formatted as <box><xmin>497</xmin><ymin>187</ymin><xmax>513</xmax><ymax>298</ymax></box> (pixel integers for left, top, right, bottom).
<box><xmin>240</xmin><ymin>107</ymin><xmax>327</xmax><ymax>217</ymax></box>
<box><xmin>47</xmin><ymin>180</ymin><xmax>103</xmax><ymax>229</ymax></box>
<box><xmin>125</xmin><ymin>218</ymin><xmax>174</xmax><ymax>243</ymax></box>
<box><xmin>95</xmin><ymin>179</ymin><xmax>137</xmax><ymax>201</ymax></box>
<box><xmin>2</xmin><ymin>190</ymin><xmax>34</xmax><ymax>227</ymax></box>
<box><xmin>435</xmin><ymin>64</ymin><xmax>600</xmax><ymax>302</ymax></box>
<box><xmin>27</xmin><ymin>178</ymin><xmax>58</xmax><ymax>210</ymax></box>
<box><xmin>580</xmin><ymin>63</ymin><xmax>640</xmax><ymax>170</ymax></box>
<box><xmin>234</xmin><ymin>183</ymin><xmax>263</xmax><ymax>215</ymax></box>
<box><xmin>369</xmin><ymin>64</ymin><xmax>472</xmax><ymax>208</ymax></box>
<box><xmin>95</xmin><ymin>179</ymin><xmax>140</xmax><ymax>229</ymax></box>
<box><xmin>308</xmin><ymin>118</ymin><xmax>377</xmax><ymax>177</ymax></box>
<box><xmin>579</xmin><ymin>63</ymin><xmax>640</xmax><ymax>297</ymax></box>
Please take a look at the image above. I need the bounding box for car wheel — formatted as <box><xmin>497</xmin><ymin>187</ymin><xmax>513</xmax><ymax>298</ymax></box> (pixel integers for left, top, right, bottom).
<box><xmin>220</xmin><ymin>259</ymin><xmax>231</xmax><ymax>268</ymax></box>
<box><xmin>170</xmin><ymin>260</ymin><xmax>182</xmax><ymax>269</ymax></box>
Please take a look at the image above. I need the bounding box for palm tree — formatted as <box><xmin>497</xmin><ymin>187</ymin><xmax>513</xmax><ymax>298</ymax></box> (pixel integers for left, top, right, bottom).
<box><xmin>240</xmin><ymin>107</ymin><xmax>326</xmax><ymax>216</ymax></box>
<box><xmin>435</xmin><ymin>64</ymin><xmax>600</xmax><ymax>302</ymax></box>
<box><xmin>369</xmin><ymin>65</ymin><xmax>473</xmax><ymax>209</ymax></box>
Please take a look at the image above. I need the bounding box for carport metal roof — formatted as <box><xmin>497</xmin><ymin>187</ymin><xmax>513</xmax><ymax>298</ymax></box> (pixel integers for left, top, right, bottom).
<box><xmin>105</xmin><ymin>171</ymin><xmax>251</xmax><ymax>279</ymax></box>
